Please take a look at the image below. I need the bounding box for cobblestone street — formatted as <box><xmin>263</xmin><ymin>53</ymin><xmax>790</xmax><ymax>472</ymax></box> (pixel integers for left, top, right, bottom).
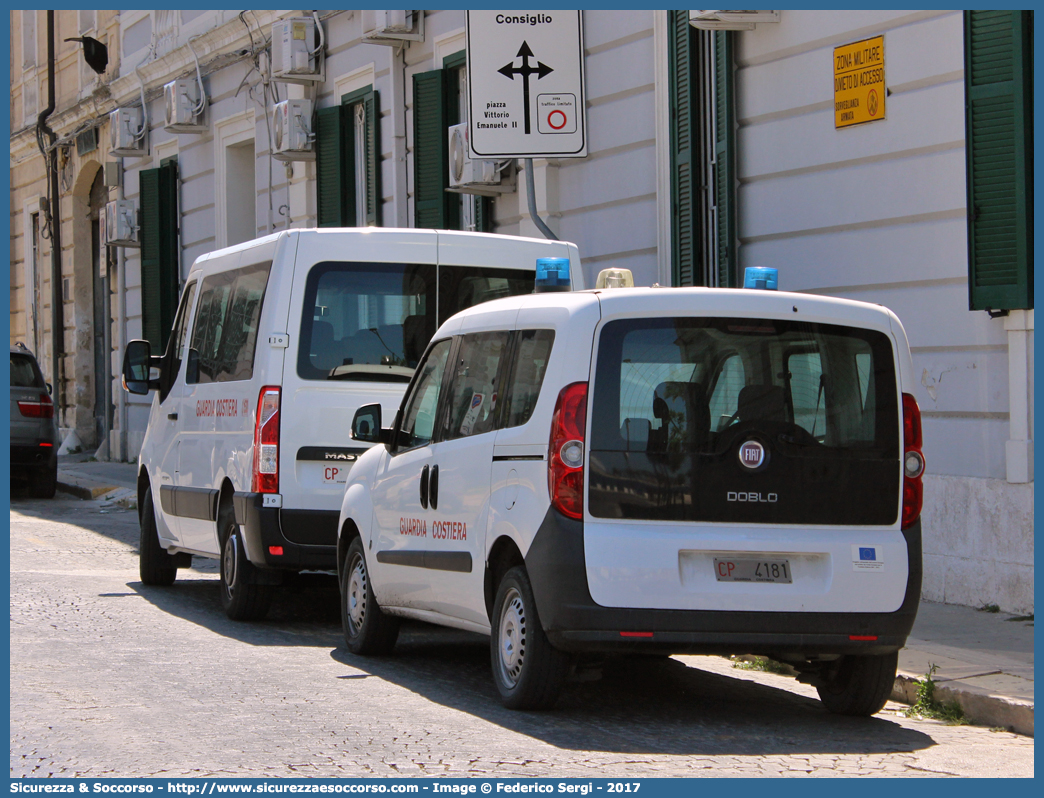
<box><xmin>10</xmin><ymin>496</ymin><xmax>1033</xmax><ymax>778</ymax></box>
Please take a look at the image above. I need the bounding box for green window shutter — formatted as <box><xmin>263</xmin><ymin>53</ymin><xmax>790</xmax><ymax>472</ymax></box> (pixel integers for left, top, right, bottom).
<box><xmin>965</xmin><ymin>10</ymin><xmax>1033</xmax><ymax>311</ymax></box>
<box><xmin>362</xmin><ymin>90</ymin><xmax>382</xmax><ymax>226</ymax></box>
<box><xmin>139</xmin><ymin>162</ymin><xmax>180</xmax><ymax>352</ymax></box>
<box><xmin>669</xmin><ymin>11</ymin><xmax>697</xmax><ymax>287</ymax></box>
<box><xmin>316</xmin><ymin>105</ymin><xmax>350</xmax><ymax>227</ymax></box>
<box><xmin>714</xmin><ymin>31</ymin><xmax>737</xmax><ymax>289</ymax></box>
<box><xmin>413</xmin><ymin>69</ymin><xmax>452</xmax><ymax>228</ymax></box>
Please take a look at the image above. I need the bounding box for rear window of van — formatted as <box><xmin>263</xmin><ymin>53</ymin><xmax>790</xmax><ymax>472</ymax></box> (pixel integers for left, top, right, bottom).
<box><xmin>588</xmin><ymin>317</ymin><xmax>900</xmax><ymax>525</ymax></box>
<box><xmin>297</xmin><ymin>262</ymin><xmax>535</xmax><ymax>383</ymax></box>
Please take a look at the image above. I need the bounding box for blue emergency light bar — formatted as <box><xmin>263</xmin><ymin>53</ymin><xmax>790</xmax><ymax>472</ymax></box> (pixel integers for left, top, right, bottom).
<box><xmin>534</xmin><ymin>257</ymin><xmax>571</xmax><ymax>292</ymax></box>
<box><xmin>743</xmin><ymin>267</ymin><xmax>778</xmax><ymax>290</ymax></box>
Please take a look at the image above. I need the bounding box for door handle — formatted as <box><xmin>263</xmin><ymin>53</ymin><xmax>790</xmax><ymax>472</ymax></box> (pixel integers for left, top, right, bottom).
<box><xmin>419</xmin><ymin>464</ymin><xmax>429</xmax><ymax>509</ymax></box>
<box><xmin>429</xmin><ymin>464</ymin><xmax>439</xmax><ymax>510</ymax></box>
<box><xmin>167</xmin><ymin>413</ymin><xmax>178</xmax><ymax>420</ymax></box>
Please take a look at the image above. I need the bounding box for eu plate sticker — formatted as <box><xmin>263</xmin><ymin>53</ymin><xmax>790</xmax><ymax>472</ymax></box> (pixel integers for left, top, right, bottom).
<box><xmin>852</xmin><ymin>545</ymin><xmax>884</xmax><ymax>572</ymax></box>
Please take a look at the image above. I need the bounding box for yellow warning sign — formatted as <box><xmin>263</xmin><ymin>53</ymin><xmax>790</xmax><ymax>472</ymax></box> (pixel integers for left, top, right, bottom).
<box><xmin>834</xmin><ymin>36</ymin><xmax>885</xmax><ymax>128</ymax></box>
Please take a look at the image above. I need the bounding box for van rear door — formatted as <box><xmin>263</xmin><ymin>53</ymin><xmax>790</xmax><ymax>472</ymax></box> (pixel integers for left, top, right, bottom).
<box><xmin>279</xmin><ymin>232</ymin><xmax>439</xmax><ymax>550</ymax></box>
<box><xmin>584</xmin><ymin>295</ymin><xmax>909</xmax><ymax>614</ymax></box>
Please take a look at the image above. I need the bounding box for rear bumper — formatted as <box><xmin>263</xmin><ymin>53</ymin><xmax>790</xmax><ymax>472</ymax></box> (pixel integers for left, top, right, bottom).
<box><xmin>525</xmin><ymin>509</ymin><xmax>922</xmax><ymax>657</ymax></box>
<box><xmin>10</xmin><ymin>444</ymin><xmax>57</xmax><ymax>472</ymax></box>
<box><xmin>233</xmin><ymin>492</ymin><xmax>337</xmax><ymax>571</ymax></box>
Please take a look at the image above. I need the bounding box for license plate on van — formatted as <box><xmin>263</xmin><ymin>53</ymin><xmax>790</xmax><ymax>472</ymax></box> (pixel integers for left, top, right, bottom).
<box><xmin>320</xmin><ymin>464</ymin><xmax>349</xmax><ymax>485</ymax></box>
<box><xmin>714</xmin><ymin>558</ymin><xmax>792</xmax><ymax>583</ymax></box>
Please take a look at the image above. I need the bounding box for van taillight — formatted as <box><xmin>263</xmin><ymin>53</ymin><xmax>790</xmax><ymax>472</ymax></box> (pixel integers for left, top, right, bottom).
<box><xmin>18</xmin><ymin>393</ymin><xmax>54</xmax><ymax>419</ymax></box>
<box><xmin>548</xmin><ymin>382</ymin><xmax>588</xmax><ymax>520</ymax></box>
<box><xmin>252</xmin><ymin>386</ymin><xmax>281</xmax><ymax>494</ymax></box>
<box><xmin>901</xmin><ymin>393</ymin><xmax>925</xmax><ymax>528</ymax></box>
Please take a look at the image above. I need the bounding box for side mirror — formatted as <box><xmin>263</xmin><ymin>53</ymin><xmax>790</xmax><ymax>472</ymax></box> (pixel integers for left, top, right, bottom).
<box><xmin>351</xmin><ymin>403</ymin><xmax>383</xmax><ymax>443</ymax></box>
<box><xmin>122</xmin><ymin>339</ymin><xmax>153</xmax><ymax>395</ymax></box>
<box><xmin>45</xmin><ymin>383</ymin><xmax>52</xmax><ymax>396</ymax></box>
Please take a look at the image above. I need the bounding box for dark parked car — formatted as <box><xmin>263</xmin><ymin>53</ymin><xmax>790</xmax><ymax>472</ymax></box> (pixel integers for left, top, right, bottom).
<box><xmin>10</xmin><ymin>343</ymin><xmax>58</xmax><ymax>498</ymax></box>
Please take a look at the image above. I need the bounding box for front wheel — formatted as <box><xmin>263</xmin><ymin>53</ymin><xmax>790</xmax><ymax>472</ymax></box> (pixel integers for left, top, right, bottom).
<box><xmin>341</xmin><ymin>537</ymin><xmax>399</xmax><ymax>654</ymax></box>
<box><xmin>490</xmin><ymin>566</ymin><xmax>572</xmax><ymax>710</ymax></box>
<box><xmin>816</xmin><ymin>652</ymin><xmax>898</xmax><ymax>716</ymax></box>
<box><xmin>139</xmin><ymin>488</ymin><xmax>177</xmax><ymax>586</ymax></box>
<box><xmin>219</xmin><ymin>511</ymin><xmax>272</xmax><ymax>621</ymax></box>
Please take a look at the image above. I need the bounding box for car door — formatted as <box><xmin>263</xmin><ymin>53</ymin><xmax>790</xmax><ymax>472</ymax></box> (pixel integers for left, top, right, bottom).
<box><xmin>369</xmin><ymin>337</ymin><xmax>454</xmax><ymax>611</ymax></box>
<box><xmin>151</xmin><ymin>280</ymin><xmax>198</xmax><ymax>548</ymax></box>
<box><xmin>423</xmin><ymin>329</ymin><xmax>512</xmax><ymax>626</ymax></box>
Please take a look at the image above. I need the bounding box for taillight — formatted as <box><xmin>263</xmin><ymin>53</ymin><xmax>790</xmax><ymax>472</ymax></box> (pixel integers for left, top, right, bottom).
<box><xmin>18</xmin><ymin>393</ymin><xmax>54</xmax><ymax>419</ymax></box>
<box><xmin>548</xmin><ymin>382</ymin><xmax>588</xmax><ymax>520</ymax></box>
<box><xmin>901</xmin><ymin>393</ymin><xmax>925</xmax><ymax>528</ymax></box>
<box><xmin>252</xmin><ymin>386</ymin><xmax>281</xmax><ymax>493</ymax></box>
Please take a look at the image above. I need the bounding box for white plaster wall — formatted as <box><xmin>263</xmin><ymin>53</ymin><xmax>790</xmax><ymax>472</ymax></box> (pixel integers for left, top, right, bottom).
<box><xmin>734</xmin><ymin>9</ymin><xmax>1012</xmax><ymax>481</ymax></box>
<box><xmin>921</xmin><ymin>475</ymin><xmax>1034</xmax><ymax>613</ymax></box>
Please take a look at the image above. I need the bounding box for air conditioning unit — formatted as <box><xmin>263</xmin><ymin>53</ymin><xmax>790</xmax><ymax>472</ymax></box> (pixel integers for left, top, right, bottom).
<box><xmin>446</xmin><ymin>124</ymin><xmax>515</xmax><ymax>197</ymax></box>
<box><xmin>109</xmin><ymin>107</ymin><xmax>148</xmax><ymax>157</ymax></box>
<box><xmin>689</xmin><ymin>10</ymin><xmax>780</xmax><ymax>31</ymax></box>
<box><xmin>361</xmin><ymin>10</ymin><xmax>425</xmax><ymax>45</ymax></box>
<box><xmin>104</xmin><ymin>200</ymin><xmax>139</xmax><ymax>248</ymax></box>
<box><xmin>271</xmin><ymin>17</ymin><xmax>325</xmax><ymax>83</ymax></box>
<box><xmin>272</xmin><ymin>99</ymin><xmax>315</xmax><ymax>162</ymax></box>
<box><xmin>163</xmin><ymin>78</ymin><xmax>207</xmax><ymax>133</ymax></box>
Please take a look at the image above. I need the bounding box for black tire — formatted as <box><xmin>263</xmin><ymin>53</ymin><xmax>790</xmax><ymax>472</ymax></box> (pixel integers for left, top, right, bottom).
<box><xmin>816</xmin><ymin>651</ymin><xmax>899</xmax><ymax>716</ymax></box>
<box><xmin>219</xmin><ymin>508</ymin><xmax>272</xmax><ymax>621</ymax></box>
<box><xmin>341</xmin><ymin>537</ymin><xmax>399</xmax><ymax>654</ymax></box>
<box><xmin>490</xmin><ymin>566</ymin><xmax>572</xmax><ymax>710</ymax></box>
<box><xmin>139</xmin><ymin>488</ymin><xmax>177</xmax><ymax>586</ymax></box>
<box><xmin>29</xmin><ymin>461</ymin><xmax>57</xmax><ymax>499</ymax></box>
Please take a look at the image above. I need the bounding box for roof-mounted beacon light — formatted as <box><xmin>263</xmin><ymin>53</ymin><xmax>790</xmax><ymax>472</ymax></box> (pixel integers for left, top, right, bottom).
<box><xmin>743</xmin><ymin>267</ymin><xmax>778</xmax><ymax>290</ymax></box>
<box><xmin>595</xmin><ymin>268</ymin><xmax>634</xmax><ymax>289</ymax></box>
<box><xmin>534</xmin><ymin>257</ymin><xmax>572</xmax><ymax>293</ymax></box>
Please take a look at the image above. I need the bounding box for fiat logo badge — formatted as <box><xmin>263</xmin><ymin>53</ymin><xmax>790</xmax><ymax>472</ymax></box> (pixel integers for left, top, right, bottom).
<box><xmin>738</xmin><ymin>440</ymin><xmax>766</xmax><ymax>469</ymax></box>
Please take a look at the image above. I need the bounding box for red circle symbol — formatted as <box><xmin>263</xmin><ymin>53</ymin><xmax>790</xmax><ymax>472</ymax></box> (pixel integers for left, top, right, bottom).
<box><xmin>547</xmin><ymin>109</ymin><xmax>568</xmax><ymax>130</ymax></box>
<box><xmin>867</xmin><ymin>89</ymin><xmax>879</xmax><ymax>117</ymax></box>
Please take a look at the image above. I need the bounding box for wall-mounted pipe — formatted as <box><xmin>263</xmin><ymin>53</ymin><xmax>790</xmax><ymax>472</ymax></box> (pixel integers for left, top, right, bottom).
<box><xmin>36</xmin><ymin>10</ymin><xmax>66</xmax><ymax>418</ymax></box>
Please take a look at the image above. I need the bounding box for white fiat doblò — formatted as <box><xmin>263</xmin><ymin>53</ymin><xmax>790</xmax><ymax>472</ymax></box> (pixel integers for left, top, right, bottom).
<box><xmin>337</xmin><ymin>271</ymin><xmax>925</xmax><ymax>714</ymax></box>
<box><xmin>122</xmin><ymin>228</ymin><xmax>582</xmax><ymax>620</ymax></box>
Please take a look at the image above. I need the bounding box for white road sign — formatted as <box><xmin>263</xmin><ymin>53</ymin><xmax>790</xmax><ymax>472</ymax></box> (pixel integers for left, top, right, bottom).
<box><xmin>466</xmin><ymin>11</ymin><xmax>587</xmax><ymax>159</ymax></box>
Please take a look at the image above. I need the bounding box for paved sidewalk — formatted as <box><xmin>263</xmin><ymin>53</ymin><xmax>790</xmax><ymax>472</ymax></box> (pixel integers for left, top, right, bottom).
<box><xmin>54</xmin><ymin>453</ymin><xmax>1034</xmax><ymax>736</ymax></box>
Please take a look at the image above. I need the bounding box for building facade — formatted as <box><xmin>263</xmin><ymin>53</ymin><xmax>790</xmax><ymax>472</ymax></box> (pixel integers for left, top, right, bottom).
<box><xmin>9</xmin><ymin>10</ymin><xmax>1032</xmax><ymax>612</ymax></box>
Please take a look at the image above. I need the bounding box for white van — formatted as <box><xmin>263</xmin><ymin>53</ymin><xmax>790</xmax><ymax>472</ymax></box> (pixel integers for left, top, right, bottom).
<box><xmin>122</xmin><ymin>228</ymin><xmax>583</xmax><ymax>620</ymax></box>
<box><xmin>336</xmin><ymin>275</ymin><xmax>925</xmax><ymax>714</ymax></box>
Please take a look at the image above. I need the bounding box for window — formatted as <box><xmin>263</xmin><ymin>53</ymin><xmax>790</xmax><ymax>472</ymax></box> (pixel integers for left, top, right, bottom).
<box><xmin>413</xmin><ymin>53</ymin><xmax>493</xmax><ymax>232</ymax></box>
<box><xmin>668</xmin><ymin>13</ymin><xmax>735</xmax><ymax>288</ymax></box>
<box><xmin>501</xmin><ymin>329</ymin><xmax>555</xmax><ymax>429</ymax></box>
<box><xmin>158</xmin><ymin>281</ymin><xmax>197</xmax><ymax>401</ymax></box>
<box><xmin>396</xmin><ymin>338</ymin><xmax>452</xmax><ymax>452</ymax></box>
<box><xmin>139</xmin><ymin>159</ymin><xmax>180</xmax><ymax>352</ymax></box>
<box><xmin>443</xmin><ymin>331</ymin><xmax>511</xmax><ymax>440</ymax></box>
<box><xmin>297</xmin><ymin>262</ymin><xmax>437</xmax><ymax>382</ymax></box>
<box><xmin>437</xmin><ymin>264</ymin><xmax>535</xmax><ymax>326</ymax></box>
<box><xmin>964</xmin><ymin>10</ymin><xmax>1033</xmax><ymax>311</ymax></box>
<box><xmin>188</xmin><ymin>263</ymin><xmax>271</xmax><ymax>384</ymax></box>
<box><xmin>316</xmin><ymin>86</ymin><xmax>380</xmax><ymax>227</ymax></box>
<box><xmin>11</xmin><ymin>354</ymin><xmax>43</xmax><ymax>389</ymax></box>
<box><xmin>225</xmin><ymin>140</ymin><xmax>256</xmax><ymax>246</ymax></box>
<box><xmin>588</xmin><ymin>317</ymin><xmax>901</xmax><ymax>525</ymax></box>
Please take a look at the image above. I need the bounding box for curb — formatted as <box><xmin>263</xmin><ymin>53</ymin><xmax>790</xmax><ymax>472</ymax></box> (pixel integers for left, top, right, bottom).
<box><xmin>56</xmin><ymin>479</ymin><xmax>120</xmax><ymax>501</ymax></box>
<box><xmin>893</xmin><ymin>671</ymin><xmax>1034</xmax><ymax>737</ymax></box>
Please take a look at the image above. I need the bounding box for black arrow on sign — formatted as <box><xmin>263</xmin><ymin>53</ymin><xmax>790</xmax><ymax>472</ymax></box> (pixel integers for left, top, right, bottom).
<box><xmin>498</xmin><ymin>41</ymin><xmax>554</xmax><ymax>134</ymax></box>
